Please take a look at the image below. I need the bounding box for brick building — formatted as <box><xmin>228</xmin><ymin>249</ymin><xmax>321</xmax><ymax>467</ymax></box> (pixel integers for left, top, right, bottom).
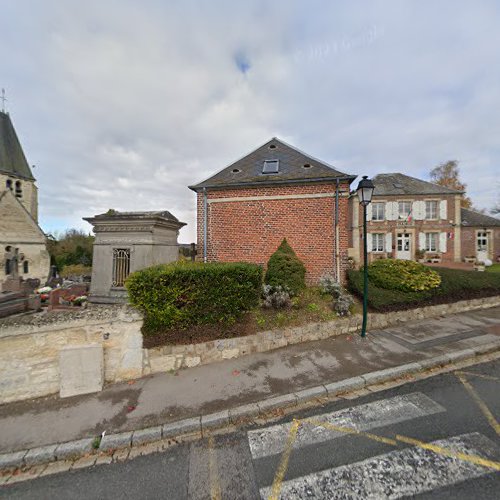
<box><xmin>461</xmin><ymin>208</ymin><xmax>500</xmax><ymax>263</ymax></box>
<box><xmin>189</xmin><ymin>138</ymin><xmax>356</xmax><ymax>283</ymax></box>
<box><xmin>349</xmin><ymin>173</ymin><xmax>463</xmax><ymax>265</ymax></box>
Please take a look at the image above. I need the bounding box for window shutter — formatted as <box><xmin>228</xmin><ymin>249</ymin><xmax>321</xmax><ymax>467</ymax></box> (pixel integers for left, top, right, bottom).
<box><xmin>367</xmin><ymin>233</ymin><xmax>372</xmax><ymax>253</ymax></box>
<box><xmin>414</xmin><ymin>201</ymin><xmax>424</xmax><ymax>220</ymax></box>
<box><xmin>385</xmin><ymin>232</ymin><xmax>392</xmax><ymax>252</ymax></box>
<box><xmin>386</xmin><ymin>202</ymin><xmax>396</xmax><ymax>221</ymax></box>
<box><xmin>366</xmin><ymin>203</ymin><xmax>372</xmax><ymax>221</ymax></box>
<box><xmin>419</xmin><ymin>232</ymin><xmax>426</xmax><ymax>250</ymax></box>
<box><xmin>440</xmin><ymin>200</ymin><xmax>447</xmax><ymax>220</ymax></box>
<box><xmin>385</xmin><ymin>202</ymin><xmax>392</xmax><ymax>221</ymax></box>
<box><xmin>439</xmin><ymin>232</ymin><xmax>447</xmax><ymax>253</ymax></box>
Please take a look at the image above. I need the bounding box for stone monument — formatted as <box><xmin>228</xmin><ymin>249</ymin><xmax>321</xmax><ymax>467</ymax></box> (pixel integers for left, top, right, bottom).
<box><xmin>83</xmin><ymin>210</ymin><xmax>186</xmax><ymax>303</ymax></box>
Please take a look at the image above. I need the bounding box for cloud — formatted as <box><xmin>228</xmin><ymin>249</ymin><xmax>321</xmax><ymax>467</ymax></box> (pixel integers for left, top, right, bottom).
<box><xmin>1</xmin><ymin>0</ymin><xmax>499</xmax><ymax>243</ymax></box>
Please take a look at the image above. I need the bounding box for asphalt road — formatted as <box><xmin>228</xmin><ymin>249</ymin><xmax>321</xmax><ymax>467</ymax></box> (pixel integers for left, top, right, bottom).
<box><xmin>2</xmin><ymin>358</ymin><xmax>499</xmax><ymax>499</ymax></box>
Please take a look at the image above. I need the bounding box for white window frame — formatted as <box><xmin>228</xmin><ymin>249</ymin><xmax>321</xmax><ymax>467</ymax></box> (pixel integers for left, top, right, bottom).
<box><xmin>398</xmin><ymin>201</ymin><xmax>412</xmax><ymax>220</ymax></box>
<box><xmin>425</xmin><ymin>232</ymin><xmax>439</xmax><ymax>252</ymax></box>
<box><xmin>425</xmin><ymin>200</ymin><xmax>439</xmax><ymax>220</ymax></box>
<box><xmin>477</xmin><ymin>231</ymin><xmax>488</xmax><ymax>252</ymax></box>
<box><xmin>371</xmin><ymin>202</ymin><xmax>385</xmax><ymax>221</ymax></box>
<box><xmin>372</xmin><ymin>233</ymin><xmax>385</xmax><ymax>252</ymax></box>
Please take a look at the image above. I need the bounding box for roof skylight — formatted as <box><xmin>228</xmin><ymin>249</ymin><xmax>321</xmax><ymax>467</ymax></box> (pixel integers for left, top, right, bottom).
<box><xmin>262</xmin><ymin>159</ymin><xmax>279</xmax><ymax>174</ymax></box>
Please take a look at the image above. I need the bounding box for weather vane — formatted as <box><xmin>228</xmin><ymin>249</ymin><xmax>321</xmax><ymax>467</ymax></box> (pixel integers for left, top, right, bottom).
<box><xmin>0</xmin><ymin>88</ymin><xmax>6</xmax><ymax>112</ymax></box>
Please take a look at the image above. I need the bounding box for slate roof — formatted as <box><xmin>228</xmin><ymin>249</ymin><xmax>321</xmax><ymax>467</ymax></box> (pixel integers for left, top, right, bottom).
<box><xmin>0</xmin><ymin>111</ymin><xmax>34</xmax><ymax>180</ymax></box>
<box><xmin>189</xmin><ymin>137</ymin><xmax>355</xmax><ymax>191</ymax></box>
<box><xmin>372</xmin><ymin>173</ymin><xmax>463</xmax><ymax>196</ymax></box>
<box><xmin>461</xmin><ymin>208</ymin><xmax>500</xmax><ymax>227</ymax></box>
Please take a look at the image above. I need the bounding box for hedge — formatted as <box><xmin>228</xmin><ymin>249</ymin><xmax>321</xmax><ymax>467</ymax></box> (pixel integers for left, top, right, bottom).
<box><xmin>368</xmin><ymin>259</ymin><xmax>441</xmax><ymax>292</ymax></box>
<box><xmin>265</xmin><ymin>239</ymin><xmax>306</xmax><ymax>296</ymax></box>
<box><xmin>348</xmin><ymin>267</ymin><xmax>500</xmax><ymax>312</ymax></box>
<box><xmin>126</xmin><ymin>262</ymin><xmax>263</xmax><ymax>334</ymax></box>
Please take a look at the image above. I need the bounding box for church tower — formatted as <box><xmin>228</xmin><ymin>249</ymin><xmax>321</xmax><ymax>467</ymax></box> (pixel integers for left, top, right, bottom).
<box><xmin>0</xmin><ymin>110</ymin><xmax>38</xmax><ymax>220</ymax></box>
<box><xmin>0</xmin><ymin>108</ymin><xmax>49</xmax><ymax>283</ymax></box>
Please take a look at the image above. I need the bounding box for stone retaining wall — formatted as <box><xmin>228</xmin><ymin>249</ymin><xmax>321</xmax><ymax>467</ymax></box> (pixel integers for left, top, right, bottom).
<box><xmin>0</xmin><ymin>296</ymin><xmax>499</xmax><ymax>404</ymax></box>
<box><xmin>0</xmin><ymin>306</ymin><xmax>143</xmax><ymax>404</ymax></box>
<box><xmin>144</xmin><ymin>295</ymin><xmax>500</xmax><ymax>374</ymax></box>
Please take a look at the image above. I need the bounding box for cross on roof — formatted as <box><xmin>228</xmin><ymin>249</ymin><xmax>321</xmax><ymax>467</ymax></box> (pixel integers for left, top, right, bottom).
<box><xmin>1</xmin><ymin>88</ymin><xmax>7</xmax><ymax>112</ymax></box>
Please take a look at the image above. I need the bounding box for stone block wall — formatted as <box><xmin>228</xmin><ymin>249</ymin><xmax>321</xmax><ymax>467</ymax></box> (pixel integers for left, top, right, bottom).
<box><xmin>144</xmin><ymin>295</ymin><xmax>500</xmax><ymax>375</ymax></box>
<box><xmin>0</xmin><ymin>306</ymin><xmax>143</xmax><ymax>404</ymax></box>
<box><xmin>1</xmin><ymin>295</ymin><xmax>499</xmax><ymax>404</ymax></box>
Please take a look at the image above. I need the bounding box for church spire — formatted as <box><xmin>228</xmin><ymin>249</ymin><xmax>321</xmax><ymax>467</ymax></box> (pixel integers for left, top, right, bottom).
<box><xmin>0</xmin><ymin>109</ymin><xmax>35</xmax><ymax>181</ymax></box>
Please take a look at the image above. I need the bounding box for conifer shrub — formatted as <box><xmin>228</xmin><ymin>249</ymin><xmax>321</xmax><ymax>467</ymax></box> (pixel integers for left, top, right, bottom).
<box><xmin>126</xmin><ymin>262</ymin><xmax>262</xmax><ymax>334</ymax></box>
<box><xmin>264</xmin><ymin>239</ymin><xmax>306</xmax><ymax>296</ymax></box>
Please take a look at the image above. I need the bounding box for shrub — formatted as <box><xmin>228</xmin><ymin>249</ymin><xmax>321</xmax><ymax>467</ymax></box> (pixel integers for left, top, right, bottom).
<box><xmin>336</xmin><ymin>292</ymin><xmax>354</xmax><ymax>316</ymax></box>
<box><xmin>265</xmin><ymin>239</ymin><xmax>306</xmax><ymax>296</ymax></box>
<box><xmin>367</xmin><ymin>259</ymin><xmax>441</xmax><ymax>292</ymax></box>
<box><xmin>262</xmin><ymin>284</ymin><xmax>291</xmax><ymax>309</ymax></box>
<box><xmin>126</xmin><ymin>262</ymin><xmax>263</xmax><ymax>334</ymax></box>
<box><xmin>348</xmin><ymin>266</ymin><xmax>500</xmax><ymax>312</ymax></box>
<box><xmin>320</xmin><ymin>274</ymin><xmax>354</xmax><ymax>316</ymax></box>
<box><xmin>319</xmin><ymin>275</ymin><xmax>342</xmax><ymax>298</ymax></box>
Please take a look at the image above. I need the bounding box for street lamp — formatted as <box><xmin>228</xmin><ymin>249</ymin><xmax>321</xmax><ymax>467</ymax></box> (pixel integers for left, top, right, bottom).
<box><xmin>356</xmin><ymin>175</ymin><xmax>375</xmax><ymax>338</ymax></box>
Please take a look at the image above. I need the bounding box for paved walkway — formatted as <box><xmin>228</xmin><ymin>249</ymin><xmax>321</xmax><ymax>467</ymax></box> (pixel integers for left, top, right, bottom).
<box><xmin>0</xmin><ymin>307</ymin><xmax>499</xmax><ymax>454</ymax></box>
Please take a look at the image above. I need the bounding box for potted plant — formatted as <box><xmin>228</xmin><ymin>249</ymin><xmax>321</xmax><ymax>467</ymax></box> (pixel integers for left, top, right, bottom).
<box><xmin>474</xmin><ymin>261</ymin><xmax>485</xmax><ymax>272</ymax></box>
<box><xmin>415</xmin><ymin>249</ymin><xmax>425</xmax><ymax>263</ymax></box>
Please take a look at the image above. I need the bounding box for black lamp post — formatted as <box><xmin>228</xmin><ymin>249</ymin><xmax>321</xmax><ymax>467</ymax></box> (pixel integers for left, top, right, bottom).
<box><xmin>356</xmin><ymin>176</ymin><xmax>375</xmax><ymax>338</ymax></box>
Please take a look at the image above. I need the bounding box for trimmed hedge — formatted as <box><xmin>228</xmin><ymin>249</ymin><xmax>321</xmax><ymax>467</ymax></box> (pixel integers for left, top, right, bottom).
<box><xmin>348</xmin><ymin>266</ymin><xmax>500</xmax><ymax>312</ymax></box>
<box><xmin>265</xmin><ymin>239</ymin><xmax>306</xmax><ymax>296</ymax></box>
<box><xmin>126</xmin><ymin>262</ymin><xmax>263</xmax><ymax>334</ymax></box>
<box><xmin>368</xmin><ymin>259</ymin><xmax>441</xmax><ymax>292</ymax></box>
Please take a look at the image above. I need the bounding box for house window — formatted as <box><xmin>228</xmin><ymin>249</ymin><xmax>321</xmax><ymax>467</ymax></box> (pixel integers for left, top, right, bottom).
<box><xmin>372</xmin><ymin>202</ymin><xmax>385</xmax><ymax>221</ymax></box>
<box><xmin>23</xmin><ymin>261</ymin><xmax>29</xmax><ymax>274</ymax></box>
<box><xmin>398</xmin><ymin>201</ymin><xmax>412</xmax><ymax>220</ymax></box>
<box><xmin>112</xmin><ymin>248</ymin><xmax>131</xmax><ymax>287</ymax></box>
<box><xmin>372</xmin><ymin>233</ymin><xmax>385</xmax><ymax>252</ymax></box>
<box><xmin>6</xmin><ymin>179</ymin><xmax>12</xmax><ymax>190</ymax></box>
<box><xmin>425</xmin><ymin>200</ymin><xmax>438</xmax><ymax>220</ymax></box>
<box><xmin>477</xmin><ymin>232</ymin><xmax>488</xmax><ymax>251</ymax></box>
<box><xmin>425</xmin><ymin>233</ymin><xmax>438</xmax><ymax>252</ymax></box>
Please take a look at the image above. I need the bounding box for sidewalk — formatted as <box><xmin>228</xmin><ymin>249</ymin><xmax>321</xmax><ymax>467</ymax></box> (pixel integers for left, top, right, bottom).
<box><xmin>1</xmin><ymin>306</ymin><xmax>499</xmax><ymax>454</ymax></box>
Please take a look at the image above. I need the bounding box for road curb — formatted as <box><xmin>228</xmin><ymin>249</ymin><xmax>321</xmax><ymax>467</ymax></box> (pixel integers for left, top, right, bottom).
<box><xmin>1</xmin><ymin>341</ymin><xmax>499</xmax><ymax>474</ymax></box>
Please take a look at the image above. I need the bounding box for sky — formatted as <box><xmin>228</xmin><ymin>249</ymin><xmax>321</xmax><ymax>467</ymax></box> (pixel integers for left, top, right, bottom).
<box><xmin>1</xmin><ymin>0</ymin><xmax>499</xmax><ymax>242</ymax></box>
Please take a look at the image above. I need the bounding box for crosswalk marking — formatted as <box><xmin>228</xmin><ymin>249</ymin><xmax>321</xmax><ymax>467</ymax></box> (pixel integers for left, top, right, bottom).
<box><xmin>248</xmin><ymin>392</ymin><xmax>445</xmax><ymax>459</ymax></box>
<box><xmin>259</xmin><ymin>432</ymin><xmax>500</xmax><ymax>499</ymax></box>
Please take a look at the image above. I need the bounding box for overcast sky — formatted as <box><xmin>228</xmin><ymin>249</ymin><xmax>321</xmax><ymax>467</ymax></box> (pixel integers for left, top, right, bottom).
<box><xmin>2</xmin><ymin>1</ymin><xmax>499</xmax><ymax>242</ymax></box>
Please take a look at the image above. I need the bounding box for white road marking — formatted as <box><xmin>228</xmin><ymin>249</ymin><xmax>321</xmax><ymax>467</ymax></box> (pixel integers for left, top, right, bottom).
<box><xmin>248</xmin><ymin>392</ymin><xmax>445</xmax><ymax>459</ymax></box>
<box><xmin>260</xmin><ymin>432</ymin><xmax>499</xmax><ymax>499</ymax></box>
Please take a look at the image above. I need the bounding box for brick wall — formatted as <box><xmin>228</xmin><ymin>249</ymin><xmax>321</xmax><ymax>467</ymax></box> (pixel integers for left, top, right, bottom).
<box><xmin>196</xmin><ymin>182</ymin><xmax>351</xmax><ymax>283</ymax></box>
<box><xmin>350</xmin><ymin>193</ymin><xmax>461</xmax><ymax>264</ymax></box>
<box><xmin>462</xmin><ymin>227</ymin><xmax>500</xmax><ymax>262</ymax></box>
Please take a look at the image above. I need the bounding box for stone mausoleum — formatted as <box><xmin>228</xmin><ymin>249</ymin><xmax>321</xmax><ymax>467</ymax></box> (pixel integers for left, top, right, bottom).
<box><xmin>84</xmin><ymin>210</ymin><xmax>186</xmax><ymax>303</ymax></box>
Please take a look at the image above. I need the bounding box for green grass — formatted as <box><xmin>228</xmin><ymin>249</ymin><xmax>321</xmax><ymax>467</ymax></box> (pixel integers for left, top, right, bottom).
<box><xmin>486</xmin><ymin>263</ymin><xmax>500</xmax><ymax>273</ymax></box>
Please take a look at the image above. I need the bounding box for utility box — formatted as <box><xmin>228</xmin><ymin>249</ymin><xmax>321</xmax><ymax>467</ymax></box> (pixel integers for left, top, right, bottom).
<box><xmin>84</xmin><ymin>210</ymin><xmax>186</xmax><ymax>303</ymax></box>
